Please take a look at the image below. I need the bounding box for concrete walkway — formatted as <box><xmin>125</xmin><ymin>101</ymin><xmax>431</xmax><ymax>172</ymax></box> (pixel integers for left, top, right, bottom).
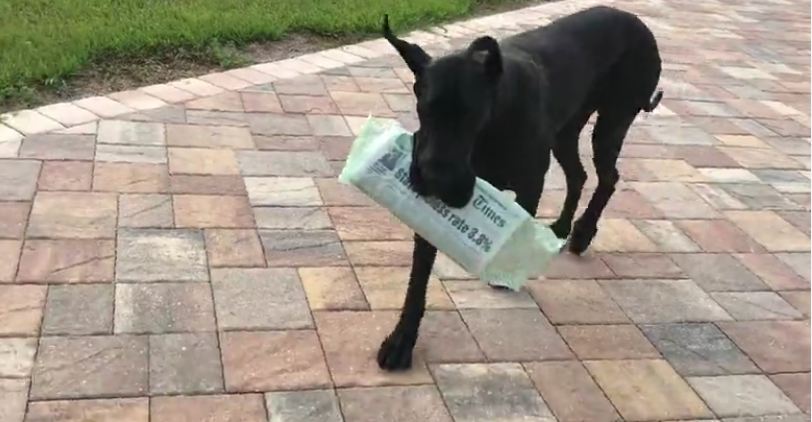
<box><xmin>0</xmin><ymin>0</ymin><xmax>809</xmax><ymax>420</ymax></box>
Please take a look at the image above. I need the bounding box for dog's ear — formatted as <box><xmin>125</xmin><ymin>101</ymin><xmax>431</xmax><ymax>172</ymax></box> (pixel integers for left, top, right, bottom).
<box><xmin>467</xmin><ymin>36</ymin><xmax>502</xmax><ymax>82</ymax></box>
<box><xmin>382</xmin><ymin>15</ymin><xmax>431</xmax><ymax>77</ymax></box>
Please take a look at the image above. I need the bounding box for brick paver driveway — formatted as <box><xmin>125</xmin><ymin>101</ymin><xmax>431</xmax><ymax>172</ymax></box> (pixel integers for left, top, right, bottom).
<box><xmin>1</xmin><ymin>0</ymin><xmax>809</xmax><ymax>420</ymax></box>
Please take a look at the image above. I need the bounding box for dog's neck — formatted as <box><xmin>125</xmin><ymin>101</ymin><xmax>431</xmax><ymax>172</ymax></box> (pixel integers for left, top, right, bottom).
<box><xmin>484</xmin><ymin>51</ymin><xmax>551</xmax><ymax>130</ymax></box>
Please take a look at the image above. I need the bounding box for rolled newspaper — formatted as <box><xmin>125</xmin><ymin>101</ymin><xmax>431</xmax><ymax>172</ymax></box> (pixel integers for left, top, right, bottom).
<box><xmin>338</xmin><ymin>117</ymin><xmax>564</xmax><ymax>290</ymax></box>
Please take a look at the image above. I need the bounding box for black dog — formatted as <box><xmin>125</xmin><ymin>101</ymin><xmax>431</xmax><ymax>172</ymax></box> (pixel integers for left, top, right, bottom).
<box><xmin>377</xmin><ymin>5</ymin><xmax>663</xmax><ymax>370</ymax></box>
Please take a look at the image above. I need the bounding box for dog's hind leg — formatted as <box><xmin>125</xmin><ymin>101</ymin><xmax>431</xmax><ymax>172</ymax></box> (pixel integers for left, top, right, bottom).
<box><xmin>568</xmin><ymin>109</ymin><xmax>637</xmax><ymax>255</ymax></box>
<box><xmin>549</xmin><ymin>112</ymin><xmax>592</xmax><ymax>239</ymax></box>
<box><xmin>377</xmin><ymin>234</ymin><xmax>437</xmax><ymax>370</ymax></box>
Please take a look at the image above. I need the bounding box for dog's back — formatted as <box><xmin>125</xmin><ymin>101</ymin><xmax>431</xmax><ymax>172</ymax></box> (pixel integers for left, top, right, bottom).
<box><xmin>503</xmin><ymin>6</ymin><xmax>662</xmax><ymax>124</ymax></box>
<box><xmin>507</xmin><ymin>6</ymin><xmax>658</xmax><ymax>71</ymax></box>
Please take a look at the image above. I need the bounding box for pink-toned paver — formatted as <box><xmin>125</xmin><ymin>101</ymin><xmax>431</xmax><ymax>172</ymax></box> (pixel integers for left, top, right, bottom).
<box><xmin>1</xmin><ymin>0</ymin><xmax>810</xmax><ymax>420</ymax></box>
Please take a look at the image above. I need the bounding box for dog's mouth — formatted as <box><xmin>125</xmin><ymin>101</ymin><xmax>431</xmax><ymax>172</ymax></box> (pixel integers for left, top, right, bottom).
<box><xmin>439</xmin><ymin>188</ymin><xmax>475</xmax><ymax>208</ymax></box>
<box><xmin>409</xmin><ymin>164</ymin><xmax>475</xmax><ymax>208</ymax></box>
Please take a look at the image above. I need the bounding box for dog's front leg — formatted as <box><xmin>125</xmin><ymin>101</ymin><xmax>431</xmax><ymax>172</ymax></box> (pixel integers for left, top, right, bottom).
<box><xmin>377</xmin><ymin>234</ymin><xmax>437</xmax><ymax>370</ymax></box>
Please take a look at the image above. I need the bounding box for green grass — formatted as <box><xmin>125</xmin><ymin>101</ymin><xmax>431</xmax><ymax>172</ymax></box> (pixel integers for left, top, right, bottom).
<box><xmin>0</xmin><ymin>0</ymin><xmax>519</xmax><ymax>105</ymax></box>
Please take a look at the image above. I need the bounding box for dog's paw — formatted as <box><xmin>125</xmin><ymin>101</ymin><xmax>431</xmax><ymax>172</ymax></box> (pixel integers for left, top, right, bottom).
<box><xmin>549</xmin><ymin>219</ymin><xmax>571</xmax><ymax>239</ymax></box>
<box><xmin>568</xmin><ymin>221</ymin><xmax>597</xmax><ymax>255</ymax></box>
<box><xmin>377</xmin><ymin>329</ymin><xmax>416</xmax><ymax>371</ymax></box>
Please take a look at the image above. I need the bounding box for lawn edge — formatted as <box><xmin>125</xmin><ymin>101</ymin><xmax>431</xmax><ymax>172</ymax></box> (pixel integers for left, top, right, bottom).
<box><xmin>0</xmin><ymin>0</ymin><xmax>610</xmax><ymax>139</ymax></box>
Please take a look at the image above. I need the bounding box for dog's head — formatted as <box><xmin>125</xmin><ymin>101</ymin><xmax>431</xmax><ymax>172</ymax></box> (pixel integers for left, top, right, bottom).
<box><xmin>383</xmin><ymin>15</ymin><xmax>503</xmax><ymax>208</ymax></box>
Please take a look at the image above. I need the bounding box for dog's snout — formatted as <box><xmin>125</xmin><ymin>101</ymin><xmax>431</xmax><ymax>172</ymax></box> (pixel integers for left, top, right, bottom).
<box><xmin>408</xmin><ymin>162</ymin><xmax>428</xmax><ymax>195</ymax></box>
<box><xmin>410</xmin><ymin>132</ymin><xmax>475</xmax><ymax>207</ymax></box>
<box><xmin>419</xmin><ymin>162</ymin><xmax>456</xmax><ymax>185</ymax></box>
